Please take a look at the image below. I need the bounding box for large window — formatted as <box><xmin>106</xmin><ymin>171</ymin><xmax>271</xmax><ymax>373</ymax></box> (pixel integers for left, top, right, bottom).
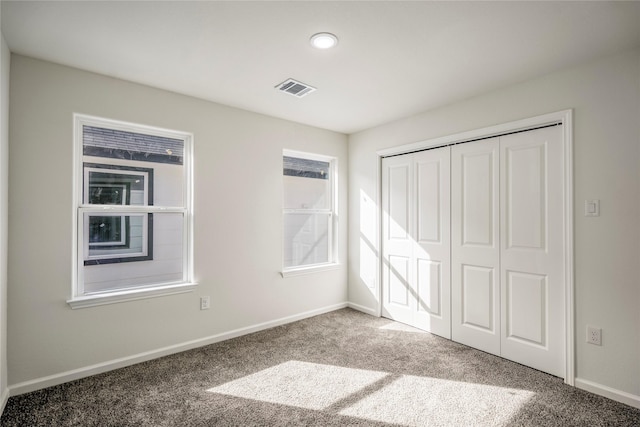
<box><xmin>70</xmin><ymin>115</ymin><xmax>194</xmax><ymax>308</ymax></box>
<box><xmin>282</xmin><ymin>151</ymin><xmax>337</xmax><ymax>275</ymax></box>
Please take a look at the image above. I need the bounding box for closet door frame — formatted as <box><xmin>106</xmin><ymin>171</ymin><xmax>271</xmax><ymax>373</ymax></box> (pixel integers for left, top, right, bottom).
<box><xmin>376</xmin><ymin>110</ymin><xmax>574</xmax><ymax>386</ymax></box>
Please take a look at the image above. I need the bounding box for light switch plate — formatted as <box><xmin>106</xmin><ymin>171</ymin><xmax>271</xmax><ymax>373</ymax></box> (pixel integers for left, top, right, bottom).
<box><xmin>585</xmin><ymin>200</ymin><xmax>600</xmax><ymax>217</ymax></box>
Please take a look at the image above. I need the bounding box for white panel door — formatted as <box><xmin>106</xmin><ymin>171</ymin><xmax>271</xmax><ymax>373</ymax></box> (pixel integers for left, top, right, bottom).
<box><xmin>451</xmin><ymin>139</ymin><xmax>501</xmax><ymax>356</ymax></box>
<box><xmin>500</xmin><ymin>126</ymin><xmax>564</xmax><ymax>377</ymax></box>
<box><xmin>414</xmin><ymin>148</ymin><xmax>451</xmax><ymax>338</ymax></box>
<box><xmin>382</xmin><ymin>155</ymin><xmax>414</xmax><ymax>326</ymax></box>
<box><xmin>382</xmin><ymin>148</ymin><xmax>451</xmax><ymax>338</ymax></box>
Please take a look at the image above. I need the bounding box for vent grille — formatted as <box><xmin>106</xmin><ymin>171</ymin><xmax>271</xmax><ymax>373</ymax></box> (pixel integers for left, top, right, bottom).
<box><xmin>275</xmin><ymin>78</ymin><xmax>316</xmax><ymax>98</ymax></box>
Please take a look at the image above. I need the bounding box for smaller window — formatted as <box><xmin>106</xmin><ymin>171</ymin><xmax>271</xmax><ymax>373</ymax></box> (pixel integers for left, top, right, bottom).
<box><xmin>83</xmin><ymin>163</ymin><xmax>154</xmax><ymax>265</ymax></box>
<box><xmin>282</xmin><ymin>151</ymin><xmax>337</xmax><ymax>274</ymax></box>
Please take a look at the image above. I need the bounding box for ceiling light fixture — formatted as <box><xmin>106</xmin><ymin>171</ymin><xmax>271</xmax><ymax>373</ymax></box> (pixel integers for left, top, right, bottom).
<box><xmin>310</xmin><ymin>32</ymin><xmax>338</xmax><ymax>49</ymax></box>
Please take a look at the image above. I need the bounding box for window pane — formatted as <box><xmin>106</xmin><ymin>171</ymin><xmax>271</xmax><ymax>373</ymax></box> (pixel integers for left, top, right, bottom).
<box><xmin>89</xmin><ymin>184</ymin><xmax>125</xmax><ymax>205</ymax></box>
<box><xmin>83</xmin><ymin>213</ymin><xmax>184</xmax><ymax>294</ymax></box>
<box><xmin>283</xmin><ymin>213</ymin><xmax>330</xmax><ymax>268</ymax></box>
<box><xmin>283</xmin><ymin>156</ymin><xmax>329</xmax><ymax>179</ymax></box>
<box><xmin>283</xmin><ymin>156</ymin><xmax>330</xmax><ymax>210</ymax></box>
<box><xmin>83</xmin><ymin>126</ymin><xmax>185</xmax><ymax>207</ymax></box>
<box><xmin>89</xmin><ymin>215</ymin><xmax>124</xmax><ymax>245</ymax></box>
<box><xmin>283</xmin><ymin>175</ymin><xmax>331</xmax><ymax>210</ymax></box>
<box><xmin>84</xmin><ymin>213</ymin><xmax>150</xmax><ymax>262</ymax></box>
<box><xmin>83</xmin><ymin>125</ymin><xmax>184</xmax><ymax>165</ymax></box>
<box><xmin>84</xmin><ymin>165</ymin><xmax>152</xmax><ymax>205</ymax></box>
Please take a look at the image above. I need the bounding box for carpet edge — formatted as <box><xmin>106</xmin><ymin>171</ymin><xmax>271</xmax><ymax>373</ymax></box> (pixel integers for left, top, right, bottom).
<box><xmin>575</xmin><ymin>377</ymin><xmax>640</xmax><ymax>409</ymax></box>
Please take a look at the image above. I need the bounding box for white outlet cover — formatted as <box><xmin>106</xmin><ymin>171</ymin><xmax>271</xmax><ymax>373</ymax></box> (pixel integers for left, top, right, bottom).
<box><xmin>587</xmin><ymin>325</ymin><xmax>602</xmax><ymax>345</ymax></box>
<box><xmin>584</xmin><ymin>200</ymin><xmax>600</xmax><ymax>217</ymax></box>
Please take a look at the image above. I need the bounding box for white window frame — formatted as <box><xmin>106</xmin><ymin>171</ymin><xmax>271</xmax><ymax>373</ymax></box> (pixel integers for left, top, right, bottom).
<box><xmin>83</xmin><ymin>166</ymin><xmax>150</xmax><ymax>258</ymax></box>
<box><xmin>68</xmin><ymin>114</ymin><xmax>196</xmax><ymax>309</ymax></box>
<box><xmin>282</xmin><ymin>150</ymin><xmax>339</xmax><ymax>277</ymax></box>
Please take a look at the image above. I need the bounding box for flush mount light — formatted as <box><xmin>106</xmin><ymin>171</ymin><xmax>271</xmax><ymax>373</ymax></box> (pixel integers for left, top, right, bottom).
<box><xmin>310</xmin><ymin>32</ymin><xmax>338</xmax><ymax>49</ymax></box>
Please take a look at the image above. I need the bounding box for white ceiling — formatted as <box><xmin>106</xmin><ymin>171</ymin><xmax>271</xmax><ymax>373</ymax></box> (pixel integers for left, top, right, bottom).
<box><xmin>2</xmin><ymin>1</ymin><xmax>640</xmax><ymax>134</ymax></box>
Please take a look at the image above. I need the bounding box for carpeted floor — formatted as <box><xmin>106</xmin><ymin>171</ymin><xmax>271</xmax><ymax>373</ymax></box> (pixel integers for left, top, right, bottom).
<box><xmin>1</xmin><ymin>308</ymin><xmax>639</xmax><ymax>426</ymax></box>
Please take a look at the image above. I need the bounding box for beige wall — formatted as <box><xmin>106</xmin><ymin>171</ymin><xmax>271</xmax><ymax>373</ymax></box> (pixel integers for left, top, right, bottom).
<box><xmin>7</xmin><ymin>55</ymin><xmax>348</xmax><ymax>388</ymax></box>
<box><xmin>348</xmin><ymin>49</ymin><xmax>640</xmax><ymax>403</ymax></box>
<box><xmin>0</xmin><ymin>20</ymin><xmax>10</xmax><ymax>408</ymax></box>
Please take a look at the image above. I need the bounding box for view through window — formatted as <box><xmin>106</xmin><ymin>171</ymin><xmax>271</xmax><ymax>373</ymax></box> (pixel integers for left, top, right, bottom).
<box><xmin>283</xmin><ymin>151</ymin><xmax>336</xmax><ymax>271</ymax></box>
<box><xmin>71</xmin><ymin>115</ymin><xmax>193</xmax><ymax>305</ymax></box>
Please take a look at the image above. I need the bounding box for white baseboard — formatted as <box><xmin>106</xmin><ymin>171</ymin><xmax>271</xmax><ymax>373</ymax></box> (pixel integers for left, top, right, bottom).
<box><xmin>9</xmin><ymin>302</ymin><xmax>348</xmax><ymax>397</ymax></box>
<box><xmin>347</xmin><ymin>301</ymin><xmax>378</xmax><ymax>317</ymax></box>
<box><xmin>0</xmin><ymin>386</ymin><xmax>9</xmax><ymax>414</ymax></box>
<box><xmin>575</xmin><ymin>377</ymin><xmax>640</xmax><ymax>409</ymax></box>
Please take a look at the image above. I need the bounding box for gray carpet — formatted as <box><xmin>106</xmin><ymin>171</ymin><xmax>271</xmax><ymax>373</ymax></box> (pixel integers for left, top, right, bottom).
<box><xmin>1</xmin><ymin>308</ymin><xmax>639</xmax><ymax>426</ymax></box>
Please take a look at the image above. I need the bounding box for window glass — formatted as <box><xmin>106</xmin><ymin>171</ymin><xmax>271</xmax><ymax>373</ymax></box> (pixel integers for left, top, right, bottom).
<box><xmin>82</xmin><ymin>164</ymin><xmax>154</xmax><ymax>265</ymax></box>
<box><xmin>282</xmin><ymin>152</ymin><xmax>336</xmax><ymax>271</ymax></box>
<box><xmin>82</xmin><ymin>213</ymin><xmax>185</xmax><ymax>294</ymax></box>
<box><xmin>73</xmin><ymin>115</ymin><xmax>192</xmax><ymax>301</ymax></box>
<box><xmin>283</xmin><ymin>213</ymin><xmax>330</xmax><ymax>268</ymax></box>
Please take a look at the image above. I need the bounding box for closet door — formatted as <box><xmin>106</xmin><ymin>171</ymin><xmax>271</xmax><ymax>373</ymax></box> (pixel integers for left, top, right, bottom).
<box><xmin>413</xmin><ymin>148</ymin><xmax>451</xmax><ymax>337</ymax></box>
<box><xmin>451</xmin><ymin>139</ymin><xmax>500</xmax><ymax>356</ymax></box>
<box><xmin>381</xmin><ymin>155</ymin><xmax>414</xmax><ymax>326</ymax></box>
<box><xmin>381</xmin><ymin>148</ymin><xmax>451</xmax><ymax>338</ymax></box>
<box><xmin>500</xmin><ymin>126</ymin><xmax>564</xmax><ymax>377</ymax></box>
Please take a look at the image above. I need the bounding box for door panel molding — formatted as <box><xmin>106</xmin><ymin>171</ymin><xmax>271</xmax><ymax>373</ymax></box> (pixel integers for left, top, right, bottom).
<box><xmin>381</xmin><ymin>147</ymin><xmax>451</xmax><ymax>339</ymax></box>
<box><xmin>461</xmin><ymin>264</ymin><xmax>495</xmax><ymax>332</ymax></box>
<box><xmin>452</xmin><ymin>139</ymin><xmax>501</xmax><ymax>356</ymax></box>
<box><xmin>505</xmin><ymin>143</ymin><xmax>547</xmax><ymax>251</ymax></box>
<box><xmin>500</xmin><ymin>125</ymin><xmax>564</xmax><ymax>377</ymax></box>
<box><xmin>505</xmin><ymin>270</ymin><xmax>547</xmax><ymax>347</ymax></box>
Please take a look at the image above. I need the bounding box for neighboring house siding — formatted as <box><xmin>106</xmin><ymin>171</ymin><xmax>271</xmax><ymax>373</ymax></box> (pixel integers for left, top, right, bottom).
<box><xmin>83</xmin><ymin>126</ymin><xmax>184</xmax><ymax>165</ymax></box>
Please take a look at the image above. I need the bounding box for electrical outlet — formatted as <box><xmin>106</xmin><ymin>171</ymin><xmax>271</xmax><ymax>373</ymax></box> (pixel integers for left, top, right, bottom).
<box><xmin>584</xmin><ymin>200</ymin><xmax>600</xmax><ymax>217</ymax></box>
<box><xmin>587</xmin><ymin>326</ymin><xmax>602</xmax><ymax>346</ymax></box>
<box><xmin>200</xmin><ymin>296</ymin><xmax>210</xmax><ymax>310</ymax></box>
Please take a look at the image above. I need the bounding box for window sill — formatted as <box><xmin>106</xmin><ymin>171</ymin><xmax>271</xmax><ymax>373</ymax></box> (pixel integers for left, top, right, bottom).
<box><xmin>281</xmin><ymin>263</ymin><xmax>340</xmax><ymax>278</ymax></box>
<box><xmin>67</xmin><ymin>282</ymin><xmax>198</xmax><ymax>309</ymax></box>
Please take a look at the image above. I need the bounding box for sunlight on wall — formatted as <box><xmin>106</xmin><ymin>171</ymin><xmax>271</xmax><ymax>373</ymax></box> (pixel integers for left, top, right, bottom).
<box><xmin>207</xmin><ymin>360</ymin><xmax>535</xmax><ymax>426</ymax></box>
<box><xmin>359</xmin><ymin>190</ymin><xmax>378</xmax><ymax>294</ymax></box>
<box><xmin>359</xmin><ymin>190</ymin><xmax>377</xmax><ymax>245</ymax></box>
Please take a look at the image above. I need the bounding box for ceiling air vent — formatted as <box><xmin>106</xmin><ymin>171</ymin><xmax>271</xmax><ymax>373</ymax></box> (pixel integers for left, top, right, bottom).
<box><xmin>275</xmin><ymin>78</ymin><xmax>316</xmax><ymax>98</ymax></box>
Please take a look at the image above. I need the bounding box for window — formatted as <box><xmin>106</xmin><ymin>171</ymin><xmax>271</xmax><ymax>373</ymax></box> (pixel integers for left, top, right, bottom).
<box><xmin>83</xmin><ymin>164</ymin><xmax>153</xmax><ymax>264</ymax></box>
<box><xmin>69</xmin><ymin>115</ymin><xmax>194</xmax><ymax>308</ymax></box>
<box><xmin>282</xmin><ymin>151</ymin><xmax>337</xmax><ymax>275</ymax></box>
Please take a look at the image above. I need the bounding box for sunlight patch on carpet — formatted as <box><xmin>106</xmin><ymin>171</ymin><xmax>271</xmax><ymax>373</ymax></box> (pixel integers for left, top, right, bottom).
<box><xmin>208</xmin><ymin>360</ymin><xmax>535</xmax><ymax>425</ymax></box>
<box><xmin>207</xmin><ymin>360</ymin><xmax>388</xmax><ymax>410</ymax></box>
<box><xmin>339</xmin><ymin>374</ymin><xmax>536</xmax><ymax>426</ymax></box>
